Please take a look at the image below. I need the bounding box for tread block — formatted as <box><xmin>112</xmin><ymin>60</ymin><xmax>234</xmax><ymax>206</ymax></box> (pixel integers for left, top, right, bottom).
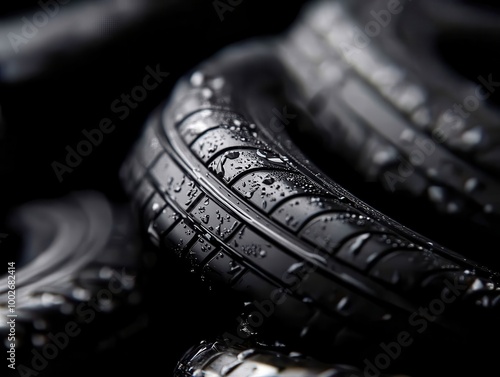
<box><xmin>142</xmin><ymin>193</ymin><xmax>167</xmax><ymax>227</ymax></box>
<box><xmin>232</xmin><ymin>171</ymin><xmax>326</xmax><ymax>213</ymax></box>
<box><xmin>150</xmin><ymin>154</ymin><xmax>202</xmax><ymax>210</ymax></box>
<box><xmin>299</xmin><ymin>213</ymin><xmax>371</xmax><ymax>253</ymax></box>
<box><xmin>191</xmin><ymin>126</ymin><xmax>263</xmax><ymax>163</ymax></box>
<box><xmin>190</xmin><ymin>196</ymin><xmax>240</xmax><ymax>240</ymax></box>
<box><xmin>188</xmin><ymin>237</ymin><xmax>218</xmax><ymax>267</ymax></box>
<box><xmin>208</xmin><ymin>149</ymin><xmax>277</xmax><ymax>184</ymax></box>
<box><xmin>151</xmin><ymin>205</ymin><xmax>180</xmax><ymax>235</ymax></box>
<box><xmin>179</xmin><ymin>110</ymin><xmax>246</xmax><ymax>145</ymax></box>
<box><xmin>204</xmin><ymin>251</ymin><xmax>245</xmax><ymax>284</ymax></box>
<box><xmin>369</xmin><ymin>250</ymin><xmax>461</xmax><ymax>291</ymax></box>
<box><xmin>161</xmin><ymin>219</ymin><xmax>197</xmax><ymax>255</ymax></box>
<box><xmin>227</xmin><ymin>227</ymin><xmax>301</xmax><ymax>285</ymax></box>
<box><xmin>271</xmin><ymin>196</ymin><xmax>346</xmax><ymax>232</ymax></box>
<box><xmin>335</xmin><ymin>232</ymin><xmax>401</xmax><ymax>271</ymax></box>
<box><xmin>296</xmin><ymin>271</ymin><xmax>388</xmax><ymax>322</ymax></box>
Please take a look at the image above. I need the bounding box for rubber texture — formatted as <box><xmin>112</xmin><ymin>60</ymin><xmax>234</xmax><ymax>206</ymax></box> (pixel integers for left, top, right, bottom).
<box><xmin>279</xmin><ymin>0</ymin><xmax>500</xmax><ymax>231</ymax></box>
<box><xmin>120</xmin><ymin>39</ymin><xmax>500</xmax><ymax>365</ymax></box>
<box><xmin>174</xmin><ymin>340</ymin><xmax>400</xmax><ymax>377</ymax></box>
<box><xmin>0</xmin><ymin>192</ymin><xmax>143</xmax><ymax>375</ymax></box>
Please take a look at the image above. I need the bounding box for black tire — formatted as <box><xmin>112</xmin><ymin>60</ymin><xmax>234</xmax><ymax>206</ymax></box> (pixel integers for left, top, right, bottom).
<box><xmin>174</xmin><ymin>339</ymin><xmax>398</xmax><ymax>377</ymax></box>
<box><xmin>278</xmin><ymin>0</ymin><xmax>500</xmax><ymax>245</ymax></box>
<box><xmin>0</xmin><ymin>192</ymin><xmax>143</xmax><ymax>376</ymax></box>
<box><xmin>120</xmin><ymin>42</ymin><xmax>500</xmax><ymax>373</ymax></box>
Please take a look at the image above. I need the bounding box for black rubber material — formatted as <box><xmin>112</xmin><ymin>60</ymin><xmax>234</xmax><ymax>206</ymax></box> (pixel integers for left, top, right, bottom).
<box><xmin>0</xmin><ymin>192</ymin><xmax>142</xmax><ymax>376</ymax></box>
<box><xmin>279</xmin><ymin>0</ymin><xmax>500</xmax><ymax>232</ymax></box>
<box><xmin>174</xmin><ymin>339</ymin><xmax>397</xmax><ymax>377</ymax></box>
<box><xmin>121</xmin><ymin>42</ymin><xmax>500</xmax><ymax>370</ymax></box>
